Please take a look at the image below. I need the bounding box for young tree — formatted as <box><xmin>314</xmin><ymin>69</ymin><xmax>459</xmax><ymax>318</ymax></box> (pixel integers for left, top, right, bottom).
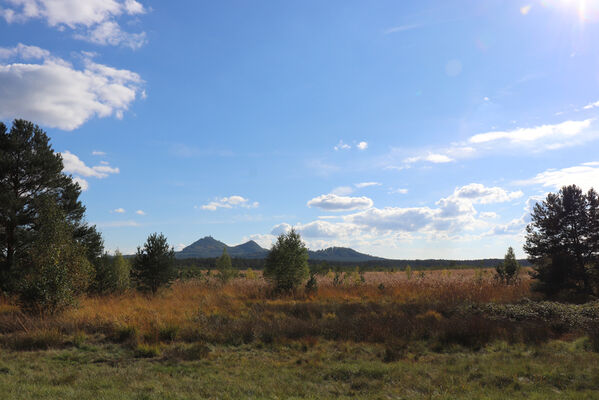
<box><xmin>216</xmin><ymin>247</ymin><xmax>236</xmax><ymax>283</ymax></box>
<box><xmin>18</xmin><ymin>198</ymin><xmax>94</xmax><ymax>314</ymax></box>
<box><xmin>263</xmin><ymin>229</ymin><xmax>309</xmax><ymax>292</ymax></box>
<box><xmin>132</xmin><ymin>233</ymin><xmax>176</xmax><ymax>294</ymax></box>
<box><xmin>495</xmin><ymin>246</ymin><xmax>520</xmax><ymax>285</ymax></box>
<box><xmin>524</xmin><ymin>185</ymin><xmax>599</xmax><ymax>299</ymax></box>
<box><xmin>0</xmin><ymin>119</ymin><xmax>102</xmax><ymax>290</ymax></box>
<box><xmin>93</xmin><ymin>250</ymin><xmax>131</xmax><ymax>294</ymax></box>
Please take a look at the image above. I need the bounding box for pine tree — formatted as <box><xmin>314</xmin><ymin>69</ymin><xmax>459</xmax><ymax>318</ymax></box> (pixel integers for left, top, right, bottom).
<box><xmin>495</xmin><ymin>247</ymin><xmax>520</xmax><ymax>284</ymax></box>
<box><xmin>524</xmin><ymin>185</ymin><xmax>599</xmax><ymax>299</ymax></box>
<box><xmin>132</xmin><ymin>233</ymin><xmax>176</xmax><ymax>294</ymax></box>
<box><xmin>0</xmin><ymin>119</ymin><xmax>102</xmax><ymax>290</ymax></box>
<box><xmin>263</xmin><ymin>229</ymin><xmax>309</xmax><ymax>292</ymax></box>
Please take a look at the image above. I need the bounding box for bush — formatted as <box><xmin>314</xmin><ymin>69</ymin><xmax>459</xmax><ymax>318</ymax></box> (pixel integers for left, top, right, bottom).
<box><xmin>17</xmin><ymin>199</ymin><xmax>94</xmax><ymax>314</ymax></box>
<box><xmin>216</xmin><ymin>248</ymin><xmax>236</xmax><ymax>283</ymax></box>
<box><xmin>263</xmin><ymin>229</ymin><xmax>309</xmax><ymax>292</ymax></box>
<box><xmin>93</xmin><ymin>250</ymin><xmax>130</xmax><ymax>294</ymax></box>
<box><xmin>132</xmin><ymin>233</ymin><xmax>176</xmax><ymax>294</ymax></box>
<box><xmin>495</xmin><ymin>247</ymin><xmax>520</xmax><ymax>285</ymax></box>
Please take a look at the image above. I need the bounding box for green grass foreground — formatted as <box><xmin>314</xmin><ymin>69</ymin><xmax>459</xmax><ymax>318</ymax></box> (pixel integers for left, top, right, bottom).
<box><xmin>0</xmin><ymin>339</ymin><xmax>598</xmax><ymax>399</ymax></box>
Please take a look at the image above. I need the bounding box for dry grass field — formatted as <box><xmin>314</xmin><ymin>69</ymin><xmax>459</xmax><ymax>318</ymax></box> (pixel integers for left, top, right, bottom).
<box><xmin>1</xmin><ymin>269</ymin><xmax>598</xmax><ymax>399</ymax></box>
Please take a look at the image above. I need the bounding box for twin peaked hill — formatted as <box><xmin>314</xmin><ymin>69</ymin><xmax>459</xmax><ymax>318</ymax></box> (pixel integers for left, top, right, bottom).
<box><xmin>175</xmin><ymin>236</ymin><xmax>383</xmax><ymax>262</ymax></box>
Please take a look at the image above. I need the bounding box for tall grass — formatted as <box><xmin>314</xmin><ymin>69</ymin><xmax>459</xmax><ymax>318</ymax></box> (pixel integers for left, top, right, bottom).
<box><xmin>3</xmin><ymin>269</ymin><xmax>581</xmax><ymax>351</ymax></box>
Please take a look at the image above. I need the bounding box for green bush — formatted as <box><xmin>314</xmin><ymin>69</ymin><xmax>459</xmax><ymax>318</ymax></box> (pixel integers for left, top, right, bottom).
<box><xmin>216</xmin><ymin>247</ymin><xmax>237</xmax><ymax>283</ymax></box>
<box><xmin>17</xmin><ymin>199</ymin><xmax>94</xmax><ymax>314</ymax></box>
<box><xmin>93</xmin><ymin>250</ymin><xmax>130</xmax><ymax>294</ymax></box>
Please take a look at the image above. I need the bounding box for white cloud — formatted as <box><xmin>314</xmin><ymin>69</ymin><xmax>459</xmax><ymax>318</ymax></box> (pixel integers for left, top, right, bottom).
<box><xmin>92</xmin><ymin>150</ymin><xmax>106</xmax><ymax>156</ymax></box>
<box><xmin>175</xmin><ymin>243</ymin><xmax>186</xmax><ymax>251</ymax></box>
<box><xmin>519</xmin><ymin>161</ymin><xmax>599</xmax><ymax>192</ymax></box>
<box><xmin>113</xmin><ymin>208</ymin><xmax>125</xmax><ymax>213</ymax></box>
<box><xmin>61</xmin><ymin>151</ymin><xmax>119</xmax><ymax>178</ymax></box>
<box><xmin>391</xmin><ymin>188</ymin><xmax>408</xmax><ymax>194</ymax></box>
<box><xmin>201</xmin><ymin>195</ymin><xmax>259</xmax><ymax>211</ymax></box>
<box><xmin>480</xmin><ymin>211</ymin><xmax>498</xmax><ymax>219</ymax></box>
<box><xmin>1</xmin><ymin>0</ymin><xmax>147</xmax><ymax>48</ymax></box>
<box><xmin>357</xmin><ymin>141</ymin><xmax>368</xmax><ymax>150</ymax></box>
<box><xmin>334</xmin><ymin>140</ymin><xmax>351</xmax><ymax>151</ymax></box>
<box><xmin>355</xmin><ymin>182</ymin><xmax>380</xmax><ymax>188</ymax></box>
<box><xmin>0</xmin><ymin>44</ymin><xmax>143</xmax><ymax>130</ymax></box>
<box><xmin>405</xmin><ymin>153</ymin><xmax>454</xmax><ymax>164</ymax></box>
<box><xmin>583</xmin><ymin>100</ymin><xmax>599</xmax><ymax>110</ymax></box>
<box><xmin>468</xmin><ymin>119</ymin><xmax>592</xmax><ymax>145</ymax></box>
<box><xmin>73</xmin><ymin>176</ymin><xmax>88</xmax><ymax>191</ymax></box>
<box><xmin>135</xmin><ymin>210</ymin><xmax>145</xmax><ymax>215</ymax></box>
<box><xmin>307</xmin><ymin>194</ymin><xmax>373</xmax><ymax>211</ymax></box>
<box><xmin>451</xmin><ymin>183</ymin><xmax>523</xmax><ymax>204</ymax></box>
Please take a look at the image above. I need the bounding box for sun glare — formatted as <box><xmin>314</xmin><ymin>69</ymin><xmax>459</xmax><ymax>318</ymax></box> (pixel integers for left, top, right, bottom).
<box><xmin>550</xmin><ymin>0</ymin><xmax>599</xmax><ymax>21</ymax></box>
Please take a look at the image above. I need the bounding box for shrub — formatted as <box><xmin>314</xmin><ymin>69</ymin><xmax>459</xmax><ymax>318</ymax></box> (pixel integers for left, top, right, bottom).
<box><xmin>17</xmin><ymin>199</ymin><xmax>94</xmax><ymax>314</ymax></box>
<box><xmin>132</xmin><ymin>233</ymin><xmax>176</xmax><ymax>294</ymax></box>
<box><xmin>495</xmin><ymin>247</ymin><xmax>520</xmax><ymax>285</ymax></box>
<box><xmin>263</xmin><ymin>229</ymin><xmax>309</xmax><ymax>292</ymax></box>
<box><xmin>305</xmin><ymin>272</ymin><xmax>318</xmax><ymax>295</ymax></box>
<box><xmin>216</xmin><ymin>248</ymin><xmax>236</xmax><ymax>283</ymax></box>
<box><xmin>93</xmin><ymin>250</ymin><xmax>130</xmax><ymax>294</ymax></box>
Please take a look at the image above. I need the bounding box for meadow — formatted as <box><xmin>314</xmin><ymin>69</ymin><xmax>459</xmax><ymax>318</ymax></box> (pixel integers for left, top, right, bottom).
<box><xmin>1</xmin><ymin>269</ymin><xmax>598</xmax><ymax>399</ymax></box>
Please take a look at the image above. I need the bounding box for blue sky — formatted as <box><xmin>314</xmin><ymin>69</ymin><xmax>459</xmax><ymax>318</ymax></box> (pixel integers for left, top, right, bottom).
<box><xmin>2</xmin><ymin>0</ymin><xmax>599</xmax><ymax>259</ymax></box>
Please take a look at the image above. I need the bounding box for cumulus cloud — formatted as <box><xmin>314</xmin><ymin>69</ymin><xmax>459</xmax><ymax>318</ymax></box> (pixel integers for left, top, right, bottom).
<box><xmin>61</xmin><ymin>151</ymin><xmax>119</xmax><ymax>178</ymax></box>
<box><xmin>451</xmin><ymin>183</ymin><xmax>523</xmax><ymax>204</ymax></box>
<box><xmin>112</xmin><ymin>208</ymin><xmax>125</xmax><ymax>213</ymax></box>
<box><xmin>135</xmin><ymin>210</ymin><xmax>145</xmax><ymax>215</ymax></box>
<box><xmin>357</xmin><ymin>141</ymin><xmax>368</xmax><ymax>150</ymax></box>
<box><xmin>92</xmin><ymin>150</ymin><xmax>106</xmax><ymax>156</ymax></box>
<box><xmin>60</xmin><ymin>150</ymin><xmax>119</xmax><ymax>190</ymax></box>
<box><xmin>519</xmin><ymin>161</ymin><xmax>599</xmax><ymax>192</ymax></box>
<box><xmin>583</xmin><ymin>100</ymin><xmax>599</xmax><ymax>110</ymax></box>
<box><xmin>0</xmin><ymin>44</ymin><xmax>143</xmax><ymax>130</ymax></box>
<box><xmin>1</xmin><ymin>0</ymin><xmax>147</xmax><ymax>48</ymax></box>
<box><xmin>201</xmin><ymin>195</ymin><xmax>259</xmax><ymax>211</ymax></box>
<box><xmin>307</xmin><ymin>194</ymin><xmax>373</xmax><ymax>211</ymax></box>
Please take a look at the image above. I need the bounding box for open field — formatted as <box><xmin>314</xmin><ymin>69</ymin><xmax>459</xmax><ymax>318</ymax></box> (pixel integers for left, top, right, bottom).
<box><xmin>1</xmin><ymin>270</ymin><xmax>598</xmax><ymax>399</ymax></box>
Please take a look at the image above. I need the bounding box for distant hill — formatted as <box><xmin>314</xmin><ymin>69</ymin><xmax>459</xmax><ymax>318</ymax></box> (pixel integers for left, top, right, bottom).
<box><xmin>308</xmin><ymin>247</ymin><xmax>382</xmax><ymax>262</ymax></box>
<box><xmin>176</xmin><ymin>236</ymin><xmax>268</xmax><ymax>259</ymax></box>
<box><xmin>176</xmin><ymin>237</ymin><xmax>381</xmax><ymax>262</ymax></box>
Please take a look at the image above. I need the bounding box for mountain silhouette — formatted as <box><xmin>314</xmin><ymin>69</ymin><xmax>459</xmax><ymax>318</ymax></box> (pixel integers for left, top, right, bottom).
<box><xmin>175</xmin><ymin>237</ymin><xmax>382</xmax><ymax>261</ymax></box>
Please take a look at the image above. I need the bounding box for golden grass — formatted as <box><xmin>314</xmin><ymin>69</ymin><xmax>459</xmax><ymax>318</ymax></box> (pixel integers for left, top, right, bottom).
<box><xmin>0</xmin><ymin>269</ymin><xmax>532</xmax><ymax>342</ymax></box>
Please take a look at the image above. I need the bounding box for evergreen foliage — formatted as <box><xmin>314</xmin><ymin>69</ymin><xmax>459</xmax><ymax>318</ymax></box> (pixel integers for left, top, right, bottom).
<box><xmin>216</xmin><ymin>247</ymin><xmax>236</xmax><ymax>283</ymax></box>
<box><xmin>495</xmin><ymin>247</ymin><xmax>520</xmax><ymax>285</ymax></box>
<box><xmin>264</xmin><ymin>229</ymin><xmax>309</xmax><ymax>292</ymax></box>
<box><xmin>132</xmin><ymin>233</ymin><xmax>176</xmax><ymax>294</ymax></box>
<box><xmin>0</xmin><ymin>119</ymin><xmax>102</xmax><ymax>290</ymax></box>
<box><xmin>17</xmin><ymin>198</ymin><xmax>94</xmax><ymax>314</ymax></box>
<box><xmin>524</xmin><ymin>185</ymin><xmax>599</xmax><ymax>300</ymax></box>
